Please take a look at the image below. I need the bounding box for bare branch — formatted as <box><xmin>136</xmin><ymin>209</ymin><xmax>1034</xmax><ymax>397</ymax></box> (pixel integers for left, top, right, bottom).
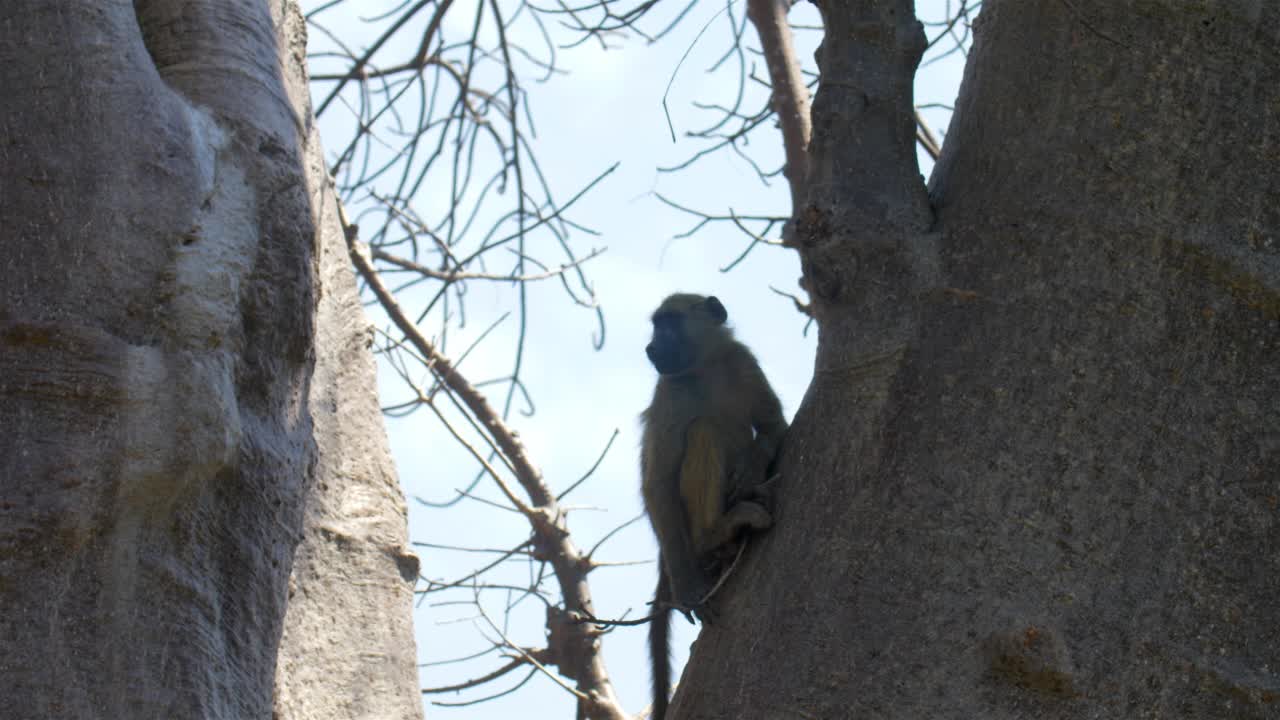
<box><xmin>372</xmin><ymin>246</ymin><xmax>605</xmax><ymax>284</ymax></box>
<box><xmin>556</xmin><ymin>429</ymin><xmax>620</xmax><ymax>501</ymax></box>
<box><xmin>585</xmin><ymin>513</ymin><xmax>647</xmax><ymax>561</ymax></box>
<box><xmin>747</xmin><ymin>0</ymin><xmax>812</xmax><ymax>211</ymax></box>
<box><xmin>915</xmin><ymin>108</ymin><xmax>942</xmax><ymax>161</ymax></box>
<box><xmin>421</xmin><ymin>657</ymin><xmax>529</xmax><ymax>694</ymax></box>
<box><xmin>477</xmin><ymin>602</ymin><xmax>591</xmax><ymax>702</ymax></box>
<box><xmin>340</xmin><ymin>198</ymin><xmax>628</xmax><ymax>718</ymax></box>
<box><xmin>430</xmin><ymin>667</ymin><xmax>539</xmax><ymax>707</ymax></box>
<box><xmin>418</xmin><ymin>540</ymin><xmax>533</xmax><ymax>596</ymax></box>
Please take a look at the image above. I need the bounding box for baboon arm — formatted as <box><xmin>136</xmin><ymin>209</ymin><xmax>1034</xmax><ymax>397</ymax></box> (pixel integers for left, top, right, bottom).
<box><xmin>737</xmin><ymin>357</ymin><xmax>786</xmax><ymax>480</ymax></box>
<box><xmin>749</xmin><ymin>358</ymin><xmax>786</xmax><ymax>449</ymax></box>
<box><xmin>752</xmin><ymin>380</ymin><xmax>787</xmax><ymax>453</ymax></box>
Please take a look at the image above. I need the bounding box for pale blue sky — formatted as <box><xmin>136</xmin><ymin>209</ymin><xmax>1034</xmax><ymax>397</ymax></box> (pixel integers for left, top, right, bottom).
<box><xmin>306</xmin><ymin>1</ymin><xmax>972</xmax><ymax>716</ymax></box>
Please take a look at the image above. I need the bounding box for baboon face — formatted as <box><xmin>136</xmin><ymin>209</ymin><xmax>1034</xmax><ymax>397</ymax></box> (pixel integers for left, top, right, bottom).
<box><xmin>646</xmin><ymin>310</ymin><xmax>691</xmax><ymax>375</ymax></box>
<box><xmin>645</xmin><ymin>294</ymin><xmax>727</xmax><ymax>376</ymax></box>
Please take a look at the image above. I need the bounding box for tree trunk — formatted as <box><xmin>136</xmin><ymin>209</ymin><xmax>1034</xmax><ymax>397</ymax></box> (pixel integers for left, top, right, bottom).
<box><xmin>0</xmin><ymin>2</ymin><xmax>421</xmax><ymax>719</ymax></box>
<box><xmin>674</xmin><ymin>1</ymin><xmax>1279</xmax><ymax>718</ymax></box>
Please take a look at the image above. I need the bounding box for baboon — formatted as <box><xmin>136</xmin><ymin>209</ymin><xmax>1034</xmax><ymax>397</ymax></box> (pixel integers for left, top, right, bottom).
<box><xmin>640</xmin><ymin>293</ymin><xmax>787</xmax><ymax>720</ymax></box>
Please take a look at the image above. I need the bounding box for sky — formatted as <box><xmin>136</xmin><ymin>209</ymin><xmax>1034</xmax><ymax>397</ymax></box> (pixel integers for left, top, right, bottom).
<box><xmin>304</xmin><ymin>1</ymin><xmax>974</xmax><ymax>716</ymax></box>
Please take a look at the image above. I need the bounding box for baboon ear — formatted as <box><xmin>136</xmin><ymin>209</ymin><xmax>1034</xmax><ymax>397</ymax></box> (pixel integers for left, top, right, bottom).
<box><xmin>704</xmin><ymin>296</ymin><xmax>727</xmax><ymax>324</ymax></box>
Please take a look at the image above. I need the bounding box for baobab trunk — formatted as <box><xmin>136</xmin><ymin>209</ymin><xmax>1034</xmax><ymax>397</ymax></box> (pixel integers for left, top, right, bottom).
<box><xmin>675</xmin><ymin>2</ymin><xmax>1279</xmax><ymax>718</ymax></box>
<box><xmin>0</xmin><ymin>2</ymin><xmax>421</xmax><ymax>719</ymax></box>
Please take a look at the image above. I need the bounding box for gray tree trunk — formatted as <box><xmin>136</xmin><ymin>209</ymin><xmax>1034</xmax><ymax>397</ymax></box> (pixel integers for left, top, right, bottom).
<box><xmin>674</xmin><ymin>1</ymin><xmax>1279</xmax><ymax>718</ymax></box>
<box><xmin>0</xmin><ymin>2</ymin><xmax>421</xmax><ymax>719</ymax></box>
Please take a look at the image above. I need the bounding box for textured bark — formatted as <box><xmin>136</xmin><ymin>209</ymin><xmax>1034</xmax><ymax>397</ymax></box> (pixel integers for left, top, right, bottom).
<box><xmin>673</xmin><ymin>1</ymin><xmax>1279</xmax><ymax>719</ymax></box>
<box><xmin>0</xmin><ymin>2</ymin><xmax>420</xmax><ymax>719</ymax></box>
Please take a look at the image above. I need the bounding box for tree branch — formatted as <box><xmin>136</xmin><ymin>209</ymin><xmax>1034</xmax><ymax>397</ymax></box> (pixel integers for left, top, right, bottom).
<box><xmin>746</xmin><ymin>0</ymin><xmax>812</xmax><ymax>213</ymax></box>
<box><xmin>340</xmin><ymin>201</ymin><xmax>628</xmax><ymax>720</ymax></box>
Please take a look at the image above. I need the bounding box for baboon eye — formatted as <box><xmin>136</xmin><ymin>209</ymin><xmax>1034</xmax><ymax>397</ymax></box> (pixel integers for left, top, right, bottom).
<box><xmin>652</xmin><ymin>312</ymin><xmax>681</xmax><ymax>331</ymax></box>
